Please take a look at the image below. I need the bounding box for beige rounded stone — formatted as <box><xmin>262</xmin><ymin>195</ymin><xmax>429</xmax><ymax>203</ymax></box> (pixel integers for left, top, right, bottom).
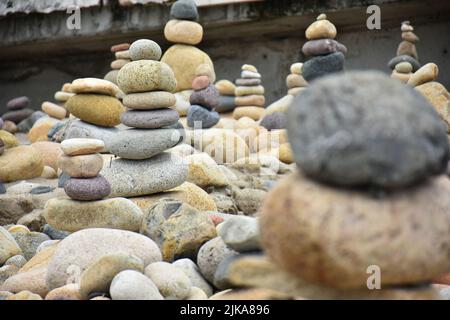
<box><xmin>45</xmin><ymin>283</ymin><xmax>82</xmax><ymax>300</ymax></box>
<box><xmin>242</xmin><ymin>64</ymin><xmax>258</xmax><ymax>73</ymax></box>
<box><xmin>115</xmin><ymin>50</ymin><xmax>130</xmax><ymax>60</ymax></box>
<box><xmin>408</xmin><ymin>63</ymin><xmax>439</xmax><ymax>87</ymax></box>
<box><xmin>415</xmin><ymin>82</ymin><xmax>450</xmax><ymax>132</ymax></box>
<box><xmin>290</xmin><ymin>63</ymin><xmax>303</xmax><ymax>75</ymax></box>
<box><xmin>2</xmin><ymin>121</ymin><xmax>17</xmax><ymax>134</ymax></box>
<box><xmin>0</xmin><ymin>226</ymin><xmax>22</xmax><ymax>265</ymax></box>
<box><xmin>395</xmin><ymin>61</ymin><xmax>413</xmax><ymax>74</ymax></box>
<box><xmin>79</xmin><ymin>252</ymin><xmax>144</xmax><ymax>299</ymax></box>
<box><xmin>111</xmin><ymin>59</ymin><xmax>131</xmax><ymax>70</ymax></box>
<box><xmin>0</xmin><ymin>146</ymin><xmax>44</xmax><ymax>182</ymax></box>
<box><xmin>397</xmin><ymin>41</ymin><xmax>418</xmax><ymax>60</ymax></box>
<box><xmin>61</xmin><ymin>83</ymin><xmax>73</xmax><ymax>93</ymax></box>
<box><xmin>43</xmin><ymin>197</ymin><xmax>144</xmax><ymax>232</ymax></box>
<box><xmin>286</xmin><ymin>74</ymin><xmax>308</xmax><ymax>89</ymax></box>
<box><xmin>58</xmin><ymin>153</ymin><xmax>103</xmax><ymax>178</ymax></box>
<box><xmin>391</xmin><ymin>70</ymin><xmax>411</xmax><ymax>83</ymax></box>
<box><xmin>122</xmin><ymin>91</ymin><xmax>176</xmax><ymax>110</ymax></box>
<box><xmin>260</xmin><ymin>171</ymin><xmax>450</xmax><ymax>289</ymax></box>
<box><xmin>29</xmin><ymin>141</ymin><xmax>61</xmax><ymax>171</ymax></box>
<box><xmin>28</xmin><ymin>118</ymin><xmax>58</xmax><ymax>143</ymax></box>
<box><xmin>235</xmin><ymin>95</ymin><xmax>265</xmax><ymax>107</ymax></box>
<box><xmin>71</xmin><ymin>78</ymin><xmax>121</xmax><ymax>97</ymax></box>
<box><xmin>305</xmin><ymin>15</ymin><xmax>337</xmax><ymax>40</ymax></box>
<box><xmin>0</xmin><ymin>130</ymin><xmax>19</xmax><ymax>149</ymax></box>
<box><xmin>66</xmin><ymin>94</ymin><xmax>124</xmax><ymax>127</ymax></box>
<box><xmin>161</xmin><ymin>44</ymin><xmax>215</xmax><ymax>92</ymax></box>
<box><xmin>232</xmin><ymin>106</ymin><xmax>265</xmax><ymax>121</ymax></box>
<box><xmin>203</xmin><ymin>130</ymin><xmax>249</xmax><ymax>164</ymax></box>
<box><xmin>235</xmin><ymin>85</ymin><xmax>265</xmax><ymax>96</ymax></box>
<box><xmin>61</xmin><ymin>138</ymin><xmax>105</xmax><ymax>156</ymax></box>
<box><xmin>278</xmin><ymin>143</ymin><xmax>294</xmax><ymax>164</ymax></box>
<box><xmin>185</xmin><ymin>153</ymin><xmax>229</xmax><ymax>187</ymax></box>
<box><xmin>104</xmin><ymin>70</ymin><xmax>119</xmax><ymax>85</ymax></box>
<box><xmin>54</xmin><ymin>91</ymin><xmax>75</xmax><ymax>102</ymax></box>
<box><xmin>41</xmin><ymin>101</ymin><xmax>67</xmax><ymax>119</ymax></box>
<box><xmin>164</xmin><ymin>19</ymin><xmax>203</xmax><ymax>45</ymax></box>
<box><xmin>215</xmin><ymin>80</ymin><xmax>236</xmax><ymax>96</ymax></box>
<box><xmin>6</xmin><ymin>290</ymin><xmax>43</xmax><ymax>300</ymax></box>
<box><xmin>117</xmin><ymin>60</ymin><xmax>177</xmax><ymax>94</ymax></box>
<box><xmin>41</xmin><ymin>166</ymin><xmax>57</xmax><ymax>179</ymax></box>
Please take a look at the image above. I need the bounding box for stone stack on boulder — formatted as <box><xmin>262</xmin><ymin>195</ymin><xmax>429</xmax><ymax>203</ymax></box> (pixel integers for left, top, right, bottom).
<box><xmin>2</xmin><ymin>97</ymin><xmax>34</xmax><ymax>125</ymax></box>
<box><xmin>187</xmin><ymin>66</ymin><xmax>220</xmax><ymax>129</ymax></box>
<box><xmin>215</xmin><ymin>80</ymin><xmax>237</xmax><ymax>114</ymax></box>
<box><xmin>232</xmin><ymin>65</ymin><xmax>265</xmax><ymax>121</ymax></box>
<box><xmin>161</xmin><ymin>0</ymin><xmax>216</xmax><ymax>94</ymax></box>
<box><xmin>65</xmin><ymin>78</ymin><xmax>124</xmax><ymax>129</ymax></box>
<box><xmin>389</xmin><ymin>21</ymin><xmax>421</xmax><ymax>83</ymax></box>
<box><xmin>104</xmin><ymin>43</ymin><xmax>131</xmax><ymax>85</ymax></box>
<box><xmin>302</xmin><ymin>14</ymin><xmax>346</xmax><ymax>82</ymax></box>
<box><xmin>259</xmin><ymin>71</ymin><xmax>450</xmax><ymax>299</ymax></box>
<box><xmin>100</xmin><ymin>39</ymin><xmax>188</xmax><ymax>198</ymax></box>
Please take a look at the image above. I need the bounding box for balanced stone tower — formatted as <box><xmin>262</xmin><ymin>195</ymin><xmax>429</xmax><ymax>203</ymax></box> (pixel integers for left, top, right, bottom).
<box><xmin>187</xmin><ymin>65</ymin><xmax>220</xmax><ymax>128</ymax></box>
<box><xmin>302</xmin><ymin>14</ymin><xmax>346</xmax><ymax>82</ymax></box>
<box><xmin>161</xmin><ymin>0</ymin><xmax>215</xmax><ymax>93</ymax></box>
<box><xmin>260</xmin><ymin>71</ymin><xmax>450</xmax><ymax>299</ymax></box>
<box><xmin>105</xmin><ymin>43</ymin><xmax>131</xmax><ymax>85</ymax></box>
<box><xmin>232</xmin><ymin>64</ymin><xmax>265</xmax><ymax>121</ymax></box>
<box><xmin>101</xmin><ymin>38</ymin><xmax>188</xmax><ymax>198</ymax></box>
<box><xmin>389</xmin><ymin>21</ymin><xmax>421</xmax><ymax>83</ymax></box>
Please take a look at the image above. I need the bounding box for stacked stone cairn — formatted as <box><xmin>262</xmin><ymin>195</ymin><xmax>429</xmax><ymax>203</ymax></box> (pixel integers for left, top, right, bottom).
<box><xmin>98</xmin><ymin>38</ymin><xmax>188</xmax><ymax>198</ymax></box>
<box><xmin>232</xmin><ymin>65</ymin><xmax>265</xmax><ymax>121</ymax></box>
<box><xmin>389</xmin><ymin>21</ymin><xmax>421</xmax><ymax>83</ymax></box>
<box><xmin>187</xmin><ymin>65</ymin><xmax>220</xmax><ymax>128</ymax></box>
<box><xmin>258</xmin><ymin>71</ymin><xmax>450</xmax><ymax>299</ymax></box>
<box><xmin>161</xmin><ymin>0</ymin><xmax>216</xmax><ymax>93</ymax></box>
<box><xmin>1</xmin><ymin>97</ymin><xmax>34</xmax><ymax>126</ymax></box>
<box><xmin>302</xmin><ymin>13</ymin><xmax>346</xmax><ymax>82</ymax></box>
<box><xmin>104</xmin><ymin>43</ymin><xmax>131</xmax><ymax>85</ymax></box>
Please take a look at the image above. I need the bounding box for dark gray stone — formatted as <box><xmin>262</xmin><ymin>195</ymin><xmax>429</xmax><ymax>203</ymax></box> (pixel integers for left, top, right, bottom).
<box><xmin>64</xmin><ymin>175</ymin><xmax>111</xmax><ymax>201</ymax></box>
<box><xmin>302</xmin><ymin>52</ymin><xmax>345</xmax><ymax>82</ymax></box>
<box><xmin>12</xmin><ymin>231</ymin><xmax>51</xmax><ymax>260</ymax></box>
<box><xmin>189</xmin><ymin>84</ymin><xmax>220</xmax><ymax>110</ymax></box>
<box><xmin>187</xmin><ymin>105</ymin><xmax>220</xmax><ymax>129</ymax></box>
<box><xmin>286</xmin><ymin>71</ymin><xmax>449</xmax><ymax>189</ymax></box>
<box><xmin>121</xmin><ymin>108</ymin><xmax>179</xmax><ymax>129</ymax></box>
<box><xmin>0</xmin><ymin>118</ymin><xmax>4</xmax><ymax>129</ymax></box>
<box><xmin>260</xmin><ymin>112</ymin><xmax>287</xmax><ymax>130</ymax></box>
<box><xmin>170</xmin><ymin>0</ymin><xmax>198</xmax><ymax>20</ymax></box>
<box><xmin>6</xmin><ymin>96</ymin><xmax>30</xmax><ymax>110</ymax></box>
<box><xmin>302</xmin><ymin>39</ymin><xmax>347</xmax><ymax>57</ymax></box>
<box><xmin>30</xmin><ymin>186</ymin><xmax>55</xmax><ymax>194</ymax></box>
<box><xmin>17</xmin><ymin>111</ymin><xmax>46</xmax><ymax>133</ymax></box>
<box><xmin>43</xmin><ymin>224</ymin><xmax>71</xmax><ymax>240</ymax></box>
<box><xmin>216</xmin><ymin>95</ymin><xmax>236</xmax><ymax>113</ymax></box>
<box><xmin>0</xmin><ymin>182</ymin><xmax>6</xmax><ymax>194</ymax></box>
<box><xmin>1</xmin><ymin>108</ymin><xmax>34</xmax><ymax>124</ymax></box>
<box><xmin>388</xmin><ymin>55</ymin><xmax>421</xmax><ymax>72</ymax></box>
<box><xmin>58</xmin><ymin>172</ymin><xmax>71</xmax><ymax>188</ymax></box>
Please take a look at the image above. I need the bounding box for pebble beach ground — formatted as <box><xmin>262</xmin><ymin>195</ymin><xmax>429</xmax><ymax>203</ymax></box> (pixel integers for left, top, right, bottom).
<box><xmin>1</xmin><ymin>0</ymin><xmax>450</xmax><ymax>301</ymax></box>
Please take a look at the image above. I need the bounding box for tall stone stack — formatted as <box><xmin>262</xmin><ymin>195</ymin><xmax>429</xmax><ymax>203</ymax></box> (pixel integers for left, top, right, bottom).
<box><xmin>187</xmin><ymin>66</ymin><xmax>220</xmax><ymax>128</ymax></box>
<box><xmin>286</xmin><ymin>63</ymin><xmax>308</xmax><ymax>96</ymax></box>
<box><xmin>232</xmin><ymin>65</ymin><xmax>265</xmax><ymax>121</ymax></box>
<box><xmin>2</xmin><ymin>97</ymin><xmax>34</xmax><ymax>125</ymax></box>
<box><xmin>105</xmin><ymin>43</ymin><xmax>131</xmax><ymax>85</ymax></box>
<box><xmin>161</xmin><ymin>0</ymin><xmax>216</xmax><ymax>93</ymax></box>
<box><xmin>389</xmin><ymin>21</ymin><xmax>421</xmax><ymax>83</ymax></box>
<box><xmin>260</xmin><ymin>71</ymin><xmax>450</xmax><ymax>299</ymax></box>
<box><xmin>301</xmin><ymin>14</ymin><xmax>346</xmax><ymax>82</ymax></box>
<box><xmin>100</xmin><ymin>38</ymin><xmax>188</xmax><ymax>198</ymax></box>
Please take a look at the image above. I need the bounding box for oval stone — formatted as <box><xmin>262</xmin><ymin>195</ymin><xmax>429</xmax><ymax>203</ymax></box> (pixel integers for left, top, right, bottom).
<box><xmin>121</xmin><ymin>108</ymin><xmax>179</xmax><ymax>129</ymax></box>
<box><xmin>129</xmin><ymin>39</ymin><xmax>162</xmax><ymax>61</ymax></box>
<box><xmin>0</xmin><ymin>146</ymin><xmax>44</xmax><ymax>182</ymax></box>
<box><xmin>41</xmin><ymin>101</ymin><xmax>67</xmax><ymax>120</ymax></box>
<box><xmin>187</xmin><ymin>105</ymin><xmax>220</xmax><ymax>129</ymax></box>
<box><xmin>122</xmin><ymin>91</ymin><xmax>176</xmax><ymax>110</ymax></box>
<box><xmin>70</xmin><ymin>78</ymin><xmax>121</xmax><ymax>97</ymax></box>
<box><xmin>58</xmin><ymin>153</ymin><xmax>103</xmax><ymax>178</ymax></box>
<box><xmin>164</xmin><ymin>19</ymin><xmax>203</xmax><ymax>45</ymax></box>
<box><xmin>64</xmin><ymin>175</ymin><xmax>111</xmax><ymax>201</ymax></box>
<box><xmin>6</xmin><ymin>96</ymin><xmax>30</xmax><ymax>110</ymax></box>
<box><xmin>61</xmin><ymin>138</ymin><xmax>105</xmax><ymax>156</ymax></box>
<box><xmin>108</xmin><ymin>128</ymin><xmax>182</xmax><ymax>160</ymax></box>
<box><xmin>2</xmin><ymin>108</ymin><xmax>34</xmax><ymax>124</ymax></box>
<box><xmin>117</xmin><ymin>60</ymin><xmax>177</xmax><ymax>94</ymax></box>
<box><xmin>66</xmin><ymin>94</ymin><xmax>124</xmax><ymax>127</ymax></box>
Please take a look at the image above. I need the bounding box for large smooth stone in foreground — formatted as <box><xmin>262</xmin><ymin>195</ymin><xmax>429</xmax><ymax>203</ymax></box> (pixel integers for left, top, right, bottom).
<box><xmin>287</xmin><ymin>71</ymin><xmax>449</xmax><ymax>188</ymax></box>
<box><xmin>43</xmin><ymin>197</ymin><xmax>143</xmax><ymax>232</ymax></box>
<box><xmin>0</xmin><ymin>146</ymin><xmax>44</xmax><ymax>182</ymax></box>
<box><xmin>260</xmin><ymin>171</ymin><xmax>450</xmax><ymax>289</ymax></box>
<box><xmin>101</xmin><ymin>152</ymin><xmax>188</xmax><ymax>197</ymax></box>
<box><xmin>108</xmin><ymin>128</ymin><xmax>182</xmax><ymax>160</ymax></box>
<box><xmin>46</xmin><ymin>228</ymin><xmax>162</xmax><ymax>290</ymax></box>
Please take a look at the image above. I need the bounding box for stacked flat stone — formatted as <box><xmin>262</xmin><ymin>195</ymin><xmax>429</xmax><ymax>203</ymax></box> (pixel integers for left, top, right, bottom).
<box><xmin>389</xmin><ymin>21</ymin><xmax>421</xmax><ymax>83</ymax></box>
<box><xmin>2</xmin><ymin>96</ymin><xmax>34</xmax><ymax>124</ymax></box>
<box><xmin>65</xmin><ymin>78</ymin><xmax>124</xmax><ymax>128</ymax></box>
<box><xmin>286</xmin><ymin>63</ymin><xmax>308</xmax><ymax>96</ymax></box>
<box><xmin>58</xmin><ymin>138</ymin><xmax>110</xmax><ymax>201</ymax></box>
<box><xmin>161</xmin><ymin>0</ymin><xmax>216</xmax><ymax>93</ymax></box>
<box><xmin>232</xmin><ymin>65</ymin><xmax>265</xmax><ymax>121</ymax></box>
<box><xmin>54</xmin><ymin>83</ymin><xmax>75</xmax><ymax>107</ymax></box>
<box><xmin>104</xmin><ymin>43</ymin><xmax>131</xmax><ymax>85</ymax></box>
<box><xmin>215</xmin><ymin>80</ymin><xmax>237</xmax><ymax>113</ymax></box>
<box><xmin>301</xmin><ymin>14</ymin><xmax>346</xmax><ymax>82</ymax></box>
<box><xmin>260</xmin><ymin>71</ymin><xmax>450</xmax><ymax>299</ymax></box>
<box><xmin>187</xmin><ymin>66</ymin><xmax>220</xmax><ymax>128</ymax></box>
